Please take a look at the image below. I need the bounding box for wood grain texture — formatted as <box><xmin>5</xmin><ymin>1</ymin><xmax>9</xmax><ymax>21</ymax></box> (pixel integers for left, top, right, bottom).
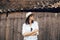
<box><xmin>0</xmin><ymin>12</ymin><xmax>60</xmax><ymax>40</ymax></box>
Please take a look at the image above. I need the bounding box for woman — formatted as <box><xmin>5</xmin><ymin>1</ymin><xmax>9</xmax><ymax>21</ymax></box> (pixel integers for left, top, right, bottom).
<box><xmin>22</xmin><ymin>12</ymin><xmax>39</xmax><ymax>40</ymax></box>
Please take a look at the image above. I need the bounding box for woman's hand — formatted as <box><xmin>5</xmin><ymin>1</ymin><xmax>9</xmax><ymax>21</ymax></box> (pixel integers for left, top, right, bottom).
<box><xmin>23</xmin><ymin>29</ymin><xmax>38</xmax><ymax>37</ymax></box>
<box><xmin>31</xmin><ymin>29</ymin><xmax>38</xmax><ymax>36</ymax></box>
<box><xmin>31</xmin><ymin>32</ymin><xmax>37</xmax><ymax>36</ymax></box>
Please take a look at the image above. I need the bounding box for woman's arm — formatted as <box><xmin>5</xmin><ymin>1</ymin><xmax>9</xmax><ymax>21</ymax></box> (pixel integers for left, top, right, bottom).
<box><xmin>23</xmin><ymin>29</ymin><xmax>38</xmax><ymax>37</ymax></box>
<box><xmin>31</xmin><ymin>29</ymin><xmax>39</xmax><ymax>36</ymax></box>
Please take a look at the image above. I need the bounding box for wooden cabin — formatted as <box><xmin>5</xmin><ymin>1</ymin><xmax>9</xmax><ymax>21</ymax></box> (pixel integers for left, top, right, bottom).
<box><xmin>0</xmin><ymin>0</ymin><xmax>60</xmax><ymax>40</ymax></box>
<box><xmin>0</xmin><ymin>12</ymin><xmax>60</xmax><ymax>40</ymax></box>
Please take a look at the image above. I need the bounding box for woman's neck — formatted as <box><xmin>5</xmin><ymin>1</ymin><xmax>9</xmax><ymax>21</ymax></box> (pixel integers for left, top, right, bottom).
<box><xmin>29</xmin><ymin>20</ymin><xmax>32</xmax><ymax>26</ymax></box>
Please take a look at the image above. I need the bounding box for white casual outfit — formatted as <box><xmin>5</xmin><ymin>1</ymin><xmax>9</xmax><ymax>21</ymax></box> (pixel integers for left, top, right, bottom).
<box><xmin>22</xmin><ymin>21</ymin><xmax>39</xmax><ymax>40</ymax></box>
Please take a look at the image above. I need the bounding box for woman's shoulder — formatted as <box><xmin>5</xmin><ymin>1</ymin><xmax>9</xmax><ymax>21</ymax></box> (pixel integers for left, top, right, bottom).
<box><xmin>34</xmin><ymin>21</ymin><xmax>38</xmax><ymax>24</ymax></box>
<box><xmin>23</xmin><ymin>23</ymin><xmax>26</xmax><ymax>25</ymax></box>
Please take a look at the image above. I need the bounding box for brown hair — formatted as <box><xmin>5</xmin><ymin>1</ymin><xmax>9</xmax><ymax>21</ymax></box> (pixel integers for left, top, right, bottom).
<box><xmin>25</xmin><ymin>14</ymin><xmax>34</xmax><ymax>24</ymax></box>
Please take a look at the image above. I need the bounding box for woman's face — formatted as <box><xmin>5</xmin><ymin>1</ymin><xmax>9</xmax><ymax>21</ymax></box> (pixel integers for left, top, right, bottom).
<box><xmin>29</xmin><ymin>15</ymin><xmax>34</xmax><ymax>20</ymax></box>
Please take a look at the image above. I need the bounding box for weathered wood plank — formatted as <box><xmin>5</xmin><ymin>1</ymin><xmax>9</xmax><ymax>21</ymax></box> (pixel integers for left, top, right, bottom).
<box><xmin>0</xmin><ymin>12</ymin><xmax>60</xmax><ymax>40</ymax></box>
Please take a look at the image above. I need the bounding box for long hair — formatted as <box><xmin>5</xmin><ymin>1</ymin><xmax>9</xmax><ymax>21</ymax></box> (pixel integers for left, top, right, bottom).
<box><xmin>25</xmin><ymin>14</ymin><xmax>34</xmax><ymax>24</ymax></box>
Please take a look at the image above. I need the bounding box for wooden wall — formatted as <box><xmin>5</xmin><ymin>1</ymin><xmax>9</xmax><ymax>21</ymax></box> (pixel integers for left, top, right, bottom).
<box><xmin>0</xmin><ymin>12</ymin><xmax>60</xmax><ymax>40</ymax></box>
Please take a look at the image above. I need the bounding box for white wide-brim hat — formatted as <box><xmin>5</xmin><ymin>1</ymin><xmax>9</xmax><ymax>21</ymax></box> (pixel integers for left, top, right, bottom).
<box><xmin>26</xmin><ymin>12</ymin><xmax>32</xmax><ymax>18</ymax></box>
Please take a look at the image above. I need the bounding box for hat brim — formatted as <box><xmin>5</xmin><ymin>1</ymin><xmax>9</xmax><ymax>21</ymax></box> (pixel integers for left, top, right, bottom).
<box><xmin>26</xmin><ymin>14</ymin><xmax>34</xmax><ymax>19</ymax></box>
